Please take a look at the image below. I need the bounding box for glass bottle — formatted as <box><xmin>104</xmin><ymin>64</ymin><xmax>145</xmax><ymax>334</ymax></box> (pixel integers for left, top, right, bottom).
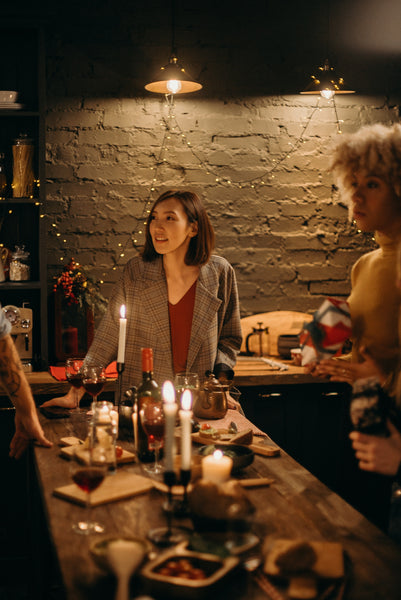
<box><xmin>0</xmin><ymin>152</ymin><xmax>7</xmax><ymax>199</ymax></box>
<box><xmin>136</xmin><ymin>348</ymin><xmax>161</xmax><ymax>463</ymax></box>
<box><xmin>12</xmin><ymin>133</ymin><xmax>35</xmax><ymax>198</ymax></box>
<box><xmin>9</xmin><ymin>245</ymin><xmax>30</xmax><ymax>281</ymax></box>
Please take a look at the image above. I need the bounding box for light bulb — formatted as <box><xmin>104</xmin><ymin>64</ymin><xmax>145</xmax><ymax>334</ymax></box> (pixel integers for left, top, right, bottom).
<box><xmin>166</xmin><ymin>79</ymin><xmax>182</xmax><ymax>94</ymax></box>
<box><xmin>321</xmin><ymin>88</ymin><xmax>335</xmax><ymax>100</ymax></box>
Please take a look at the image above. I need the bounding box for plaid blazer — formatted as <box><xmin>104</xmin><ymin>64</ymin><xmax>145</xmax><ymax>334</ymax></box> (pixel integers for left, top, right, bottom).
<box><xmin>86</xmin><ymin>255</ymin><xmax>242</xmax><ymax>390</ymax></box>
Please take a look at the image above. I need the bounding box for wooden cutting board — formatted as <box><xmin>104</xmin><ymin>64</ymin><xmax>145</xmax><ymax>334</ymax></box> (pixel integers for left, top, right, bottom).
<box><xmin>53</xmin><ymin>471</ymin><xmax>153</xmax><ymax>506</ymax></box>
<box><xmin>59</xmin><ymin>444</ymin><xmax>136</xmax><ymax>465</ymax></box>
<box><xmin>192</xmin><ymin>429</ymin><xmax>280</xmax><ymax>457</ymax></box>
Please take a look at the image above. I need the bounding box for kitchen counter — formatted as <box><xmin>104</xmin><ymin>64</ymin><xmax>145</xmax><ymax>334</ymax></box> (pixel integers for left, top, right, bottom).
<box><xmin>30</xmin><ymin>412</ymin><xmax>401</xmax><ymax>600</ymax></box>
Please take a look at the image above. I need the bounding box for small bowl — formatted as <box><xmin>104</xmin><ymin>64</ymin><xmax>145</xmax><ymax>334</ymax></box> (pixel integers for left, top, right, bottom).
<box><xmin>140</xmin><ymin>540</ymin><xmax>239</xmax><ymax>598</ymax></box>
<box><xmin>89</xmin><ymin>535</ymin><xmax>151</xmax><ymax>572</ymax></box>
<box><xmin>197</xmin><ymin>444</ymin><xmax>254</xmax><ymax>473</ymax></box>
<box><xmin>0</xmin><ymin>91</ymin><xmax>18</xmax><ymax>103</ymax></box>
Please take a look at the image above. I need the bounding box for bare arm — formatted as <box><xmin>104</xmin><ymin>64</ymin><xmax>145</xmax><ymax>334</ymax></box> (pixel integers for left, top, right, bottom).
<box><xmin>0</xmin><ymin>334</ymin><xmax>52</xmax><ymax>458</ymax></box>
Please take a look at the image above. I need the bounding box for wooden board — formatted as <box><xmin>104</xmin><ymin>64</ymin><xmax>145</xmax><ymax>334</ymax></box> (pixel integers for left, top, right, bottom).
<box><xmin>53</xmin><ymin>471</ymin><xmax>153</xmax><ymax>506</ymax></box>
<box><xmin>59</xmin><ymin>445</ymin><xmax>136</xmax><ymax>465</ymax></box>
<box><xmin>264</xmin><ymin>539</ymin><xmax>344</xmax><ymax>579</ymax></box>
<box><xmin>240</xmin><ymin>310</ymin><xmax>313</xmax><ymax>357</ymax></box>
<box><xmin>191</xmin><ymin>429</ymin><xmax>280</xmax><ymax>457</ymax></box>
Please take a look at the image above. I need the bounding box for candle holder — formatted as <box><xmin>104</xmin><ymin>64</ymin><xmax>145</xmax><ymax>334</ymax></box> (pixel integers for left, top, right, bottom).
<box><xmin>115</xmin><ymin>361</ymin><xmax>125</xmax><ymax>407</ymax></box>
<box><xmin>147</xmin><ymin>470</ymin><xmax>189</xmax><ymax>547</ymax></box>
<box><xmin>169</xmin><ymin>468</ymin><xmax>191</xmax><ymax>517</ymax></box>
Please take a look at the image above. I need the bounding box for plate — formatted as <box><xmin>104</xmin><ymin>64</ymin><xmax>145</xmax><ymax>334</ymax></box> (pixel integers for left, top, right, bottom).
<box><xmin>197</xmin><ymin>444</ymin><xmax>254</xmax><ymax>473</ymax></box>
<box><xmin>140</xmin><ymin>540</ymin><xmax>239</xmax><ymax>597</ymax></box>
<box><xmin>90</xmin><ymin>535</ymin><xmax>152</xmax><ymax>572</ymax></box>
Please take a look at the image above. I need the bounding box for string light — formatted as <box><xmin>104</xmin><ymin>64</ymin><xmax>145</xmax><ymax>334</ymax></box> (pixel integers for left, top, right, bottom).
<box><xmin>44</xmin><ymin>93</ymin><xmax>365</xmax><ymax>284</ymax></box>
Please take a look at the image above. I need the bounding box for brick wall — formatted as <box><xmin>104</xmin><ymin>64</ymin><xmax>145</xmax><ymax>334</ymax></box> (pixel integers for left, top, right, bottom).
<box><xmin>42</xmin><ymin>0</ymin><xmax>400</xmax><ymax>319</ymax></box>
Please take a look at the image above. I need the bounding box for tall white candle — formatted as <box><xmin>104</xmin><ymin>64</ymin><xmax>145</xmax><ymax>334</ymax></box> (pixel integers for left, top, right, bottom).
<box><xmin>202</xmin><ymin>449</ymin><xmax>232</xmax><ymax>483</ymax></box>
<box><xmin>179</xmin><ymin>389</ymin><xmax>193</xmax><ymax>471</ymax></box>
<box><xmin>117</xmin><ymin>304</ymin><xmax>127</xmax><ymax>364</ymax></box>
<box><xmin>162</xmin><ymin>381</ymin><xmax>177</xmax><ymax>472</ymax></box>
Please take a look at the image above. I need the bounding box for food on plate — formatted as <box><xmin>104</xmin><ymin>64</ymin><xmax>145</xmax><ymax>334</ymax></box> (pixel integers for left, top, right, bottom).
<box><xmin>274</xmin><ymin>540</ymin><xmax>317</xmax><ymax>573</ymax></box>
<box><xmin>264</xmin><ymin>539</ymin><xmax>344</xmax><ymax>579</ymax></box>
<box><xmin>189</xmin><ymin>479</ymin><xmax>254</xmax><ymax>522</ymax></box>
<box><xmin>155</xmin><ymin>558</ymin><xmax>207</xmax><ymax>580</ymax></box>
<box><xmin>229</xmin><ymin>427</ymin><xmax>253</xmax><ymax>445</ymax></box>
<box><xmin>198</xmin><ymin>423</ymin><xmax>220</xmax><ymax>440</ymax></box>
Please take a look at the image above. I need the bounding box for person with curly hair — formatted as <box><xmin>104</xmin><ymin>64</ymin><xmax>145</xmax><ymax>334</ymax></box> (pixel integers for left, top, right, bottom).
<box><xmin>313</xmin><ymin>123</ymin><xmax>401</xmax><ymax>392</ymax></box>
<box><xmin>310</xmin><ymin>123</ymin><xmax>401</xmax><ymax>532</ymax></box>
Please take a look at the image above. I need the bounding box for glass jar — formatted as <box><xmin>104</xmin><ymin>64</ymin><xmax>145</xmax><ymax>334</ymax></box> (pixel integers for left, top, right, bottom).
<box><xmin>12</xmin><ymin>134</ymin><xmax>35</xmax><ymax>198</ymax></box>
<box><xmin>9</xmin><ymin>245</ymin><xmax>30</xmax><ymax>281</ymax></box>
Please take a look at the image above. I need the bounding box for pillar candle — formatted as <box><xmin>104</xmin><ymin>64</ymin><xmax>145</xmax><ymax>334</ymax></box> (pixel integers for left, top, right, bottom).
<box><xmin>162</xmin><ymin>381</ymin><xmax>177</xmax><ymax>472</ymax></box>
<box><xmin>202</xmin><ymin>449</ymin><xmax>232</xmax><ymax>483</ymax></box>
<box><xmin>179</xmin><ymin>389</ymin><xmax>193</xmax><ymax>471</ymax></box>
<box><xmin>117</xmin><ymin>304</ymin><xmax>127</xmax><ymax>364</ymax></box>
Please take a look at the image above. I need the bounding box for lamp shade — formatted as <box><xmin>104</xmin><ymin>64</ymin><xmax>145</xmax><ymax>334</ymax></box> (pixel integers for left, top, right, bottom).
<box><xmin>145</xmin><ymin>55</ymin><xmax>202</xmax><ymax>94</ymax></box>
<box><xmin>300</xmin><ymin>59</ymin><xmax>355</xmax><ymax>98</ymax></box>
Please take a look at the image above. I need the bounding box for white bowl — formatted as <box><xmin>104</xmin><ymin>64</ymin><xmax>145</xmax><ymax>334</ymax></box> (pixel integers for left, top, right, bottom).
<box><xmin>0</xmin><ymin>91</ymin><xmax>18</xmax><ymax>103</ymax></box>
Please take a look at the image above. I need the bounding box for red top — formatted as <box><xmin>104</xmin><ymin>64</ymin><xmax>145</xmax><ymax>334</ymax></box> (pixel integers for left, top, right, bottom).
<box><xmin>168</xmin><ymin>280</ymin><xmax>197</xmax><ymax>374</ymax></box>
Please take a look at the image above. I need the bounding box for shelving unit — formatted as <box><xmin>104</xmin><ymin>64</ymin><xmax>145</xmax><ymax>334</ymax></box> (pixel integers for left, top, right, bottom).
<box><xmin>0</xmin><ymin>21</ymin><xmax>47</xmax><ymax>369</ymax></box>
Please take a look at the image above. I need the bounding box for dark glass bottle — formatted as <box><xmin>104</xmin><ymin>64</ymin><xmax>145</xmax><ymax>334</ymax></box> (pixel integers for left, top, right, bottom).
<box><xmin>136</xmin><ymin>348</ymin><xmax>161</xmax><ymax>462</ymax></box>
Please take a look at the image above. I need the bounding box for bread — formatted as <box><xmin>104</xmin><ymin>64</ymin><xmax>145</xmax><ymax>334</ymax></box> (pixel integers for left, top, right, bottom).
<box><xmin>188</xmin><ymin>479</ymin><xmax>254</xmax><ymax>521</ymax></box>
<box><xmin>274</xmin><ymin>541</ymin><xmax>317</xmax><ymax>573</ymax></box>
<box><xmin>229</xmin><ymin>428</ymin><xmax>253</xmax><ymax>445</ymax></box>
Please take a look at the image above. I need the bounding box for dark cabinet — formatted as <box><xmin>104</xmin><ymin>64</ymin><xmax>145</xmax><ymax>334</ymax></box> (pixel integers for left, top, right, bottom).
<box><xmin>0</xmin><ymin>22</ymin><xmax>47</xmax><ymax>369</ymax></box>
<box><xmin>238</xmin><ymin>382</ymin><xmax>352</xmax><ymax>491</ymax></box>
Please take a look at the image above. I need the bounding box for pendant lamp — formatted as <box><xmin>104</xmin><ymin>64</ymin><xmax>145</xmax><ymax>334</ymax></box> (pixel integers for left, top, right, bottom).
<box><xmin>300</xmin><ymin>58</ymin><xmax>355</xmax><ymax>99</ymax></box>
<box><xmin>145</xmin><ymin>0</ymin><xmax>202</xmax><ymax>95</ymax></box>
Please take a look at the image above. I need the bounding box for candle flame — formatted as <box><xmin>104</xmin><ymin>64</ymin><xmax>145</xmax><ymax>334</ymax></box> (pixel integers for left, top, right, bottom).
<box><xmin>181</xmin><ymin>389</ymin><xmax>192</xmax><ymax>411</ymax></box>
<box><xmin>162</xmin><ymin>380</ymin><xmax>176</xmax><ymax>404</ymax></box>
<box><xmin>213</xmin><ymin>449</ymin><xmax>223</xmax><ymax>461</ymax></box>
<box><xmin>120</xmin><ymin>304</ymin><xmax>126</xmax><ymax>319</ymax></box>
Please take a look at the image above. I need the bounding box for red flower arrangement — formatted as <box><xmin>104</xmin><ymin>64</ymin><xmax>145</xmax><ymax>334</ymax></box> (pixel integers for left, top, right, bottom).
<box><xmin>53</xmin><ymin>258</ymin><xmax>107</xmax><ymax>315</ymax></box>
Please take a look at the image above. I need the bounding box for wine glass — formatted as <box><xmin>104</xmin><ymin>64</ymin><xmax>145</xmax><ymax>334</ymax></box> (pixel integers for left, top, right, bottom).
<box><xmin>82</xmin><ymin>365</ymin><xmax>107</xmax><ymax>403</ymax></box>
<box><xmin>174</xmin><ymin>372</ymin><xmax>200</xmax><ymax>410</ymax></box>
<box><xmin>139</xmin><ymin>399</ymin><xmax>165</xmax><ymax>475</ymax></box>
<box><xmin>65</xmin><ymin>357</ymin><xmax>84</xmax><ymax>409</ymax></box>
<box><xmin>70</xmin><ymin>440</ymin><xmax>107</xmax><ymax>535</ymax></box>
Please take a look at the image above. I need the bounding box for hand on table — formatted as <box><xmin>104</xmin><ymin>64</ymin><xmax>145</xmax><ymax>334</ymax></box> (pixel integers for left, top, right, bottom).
<box><xmin>9</xmin><ymin>409</ymin><xmax>52</xmax><ymax>459</ymax></box>
<box><xmin>350</xmin><ymin>420</ymin><xmax>401</xmax><ymax>477</ymax></box>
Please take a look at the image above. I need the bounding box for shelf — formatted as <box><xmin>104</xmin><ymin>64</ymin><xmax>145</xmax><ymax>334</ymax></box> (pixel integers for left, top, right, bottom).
<box><xmin>0</xmin><ymin>111</ymin><xmax>40</xmax><ymax>117</ymax></box>
<box><xmin>0</xmin><ymin>282</ymin><xmax>41</xmax><ymax>290</ymax></box>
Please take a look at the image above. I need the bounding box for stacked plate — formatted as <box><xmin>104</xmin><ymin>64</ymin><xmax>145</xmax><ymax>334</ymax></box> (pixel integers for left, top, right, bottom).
<box><xmin>0</xmin><ymin>91</ymin><xmax>23</xmax><ymax>110</ymax></box>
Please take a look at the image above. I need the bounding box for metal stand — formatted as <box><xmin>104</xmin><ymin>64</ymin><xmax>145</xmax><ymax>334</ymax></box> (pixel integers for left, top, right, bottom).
<box><xmin>115</xmin><ymin>362</ymin><xmax>125</xmax><ymax>407</ymax></box>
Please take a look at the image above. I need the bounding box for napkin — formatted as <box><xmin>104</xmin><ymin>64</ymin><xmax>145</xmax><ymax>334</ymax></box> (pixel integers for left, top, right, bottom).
<box><xmin>299</xmin><ymin>297</ymin><xmax>351</xmax><ymax>366</ymax></box>
<box><xmin>49</xmin><ymin>361</ymin><xmax>118</xmax><ymax>381</ymax></box>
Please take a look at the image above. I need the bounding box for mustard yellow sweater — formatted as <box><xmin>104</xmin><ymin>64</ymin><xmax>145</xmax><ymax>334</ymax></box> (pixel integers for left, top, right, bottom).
<box><xmin>348</xmin><ymin>230</ymin><xmax>401</xmax><ymax>391</ymax></box>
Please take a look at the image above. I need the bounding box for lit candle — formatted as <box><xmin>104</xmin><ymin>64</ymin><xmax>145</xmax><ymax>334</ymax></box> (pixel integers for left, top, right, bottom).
<box><xmin>162</xmin><ymin>381</ymin><xmax>177</xmax><ymax>472</ymax></box>
<box><xmin>117</xmin><ymin>304</ymin><xmax>127</xmax><ymax>364</ymax></box>
<box><xmin>179</xmin><ymin>389</ymin><xmax>193</xmax><ymax>471</ymax></box>
<box><xmin>202</xmin><ymin>449</ymin><xmax>232</xmax><ymax>483</ymax></box>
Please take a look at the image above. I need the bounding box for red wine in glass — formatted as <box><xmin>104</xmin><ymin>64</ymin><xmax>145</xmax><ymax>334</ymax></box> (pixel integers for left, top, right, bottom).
<box><xmin>67</xmin><ymin>373</ymin><xmax>84</xmax><ymax>389</ymax></box>
<box><xmin>142</xmin><ymin>421</ymin><xmax>165</xmax><ymax>444</ymax></box>
<box><xmin>83</xmin><ymin>380</ymin><xmax>106</xmax><ymax>398</ymax></box>
<box><xmin>72</xmin><ymin>467</ymin><xmax>105</xmax><ymax>493</ymax></box>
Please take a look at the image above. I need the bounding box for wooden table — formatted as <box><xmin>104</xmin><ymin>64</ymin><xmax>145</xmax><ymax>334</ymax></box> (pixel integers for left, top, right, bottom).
<box><xmin>0</xmin><ymin>357</ymin><xmax>320</xmax><ymax>401</ymax></box>
<box><xmin>32</xmin><ymin>413</ymin><xmax>401</xmax><ymax>600</ymax></box>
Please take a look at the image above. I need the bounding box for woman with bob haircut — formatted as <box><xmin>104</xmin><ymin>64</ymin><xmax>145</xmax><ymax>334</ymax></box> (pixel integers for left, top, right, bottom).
<box><xmin>43</xmin><ymin>190</ymin><xmax>242</xmax><ymax>405</ymax></box>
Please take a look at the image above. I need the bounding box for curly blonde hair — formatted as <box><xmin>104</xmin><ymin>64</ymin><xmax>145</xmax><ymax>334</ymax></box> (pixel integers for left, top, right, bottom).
<box><xmin>330</xmin><ymin>123</ymin><xmax>401</xmax><ymax>206</ymax></box>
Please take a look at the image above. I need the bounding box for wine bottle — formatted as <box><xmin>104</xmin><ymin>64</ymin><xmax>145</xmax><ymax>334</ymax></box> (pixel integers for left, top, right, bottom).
<box><xmin>136</xmin><ymin>348</ymin><xmax>161</xmax><ymax>462</ymax></box>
